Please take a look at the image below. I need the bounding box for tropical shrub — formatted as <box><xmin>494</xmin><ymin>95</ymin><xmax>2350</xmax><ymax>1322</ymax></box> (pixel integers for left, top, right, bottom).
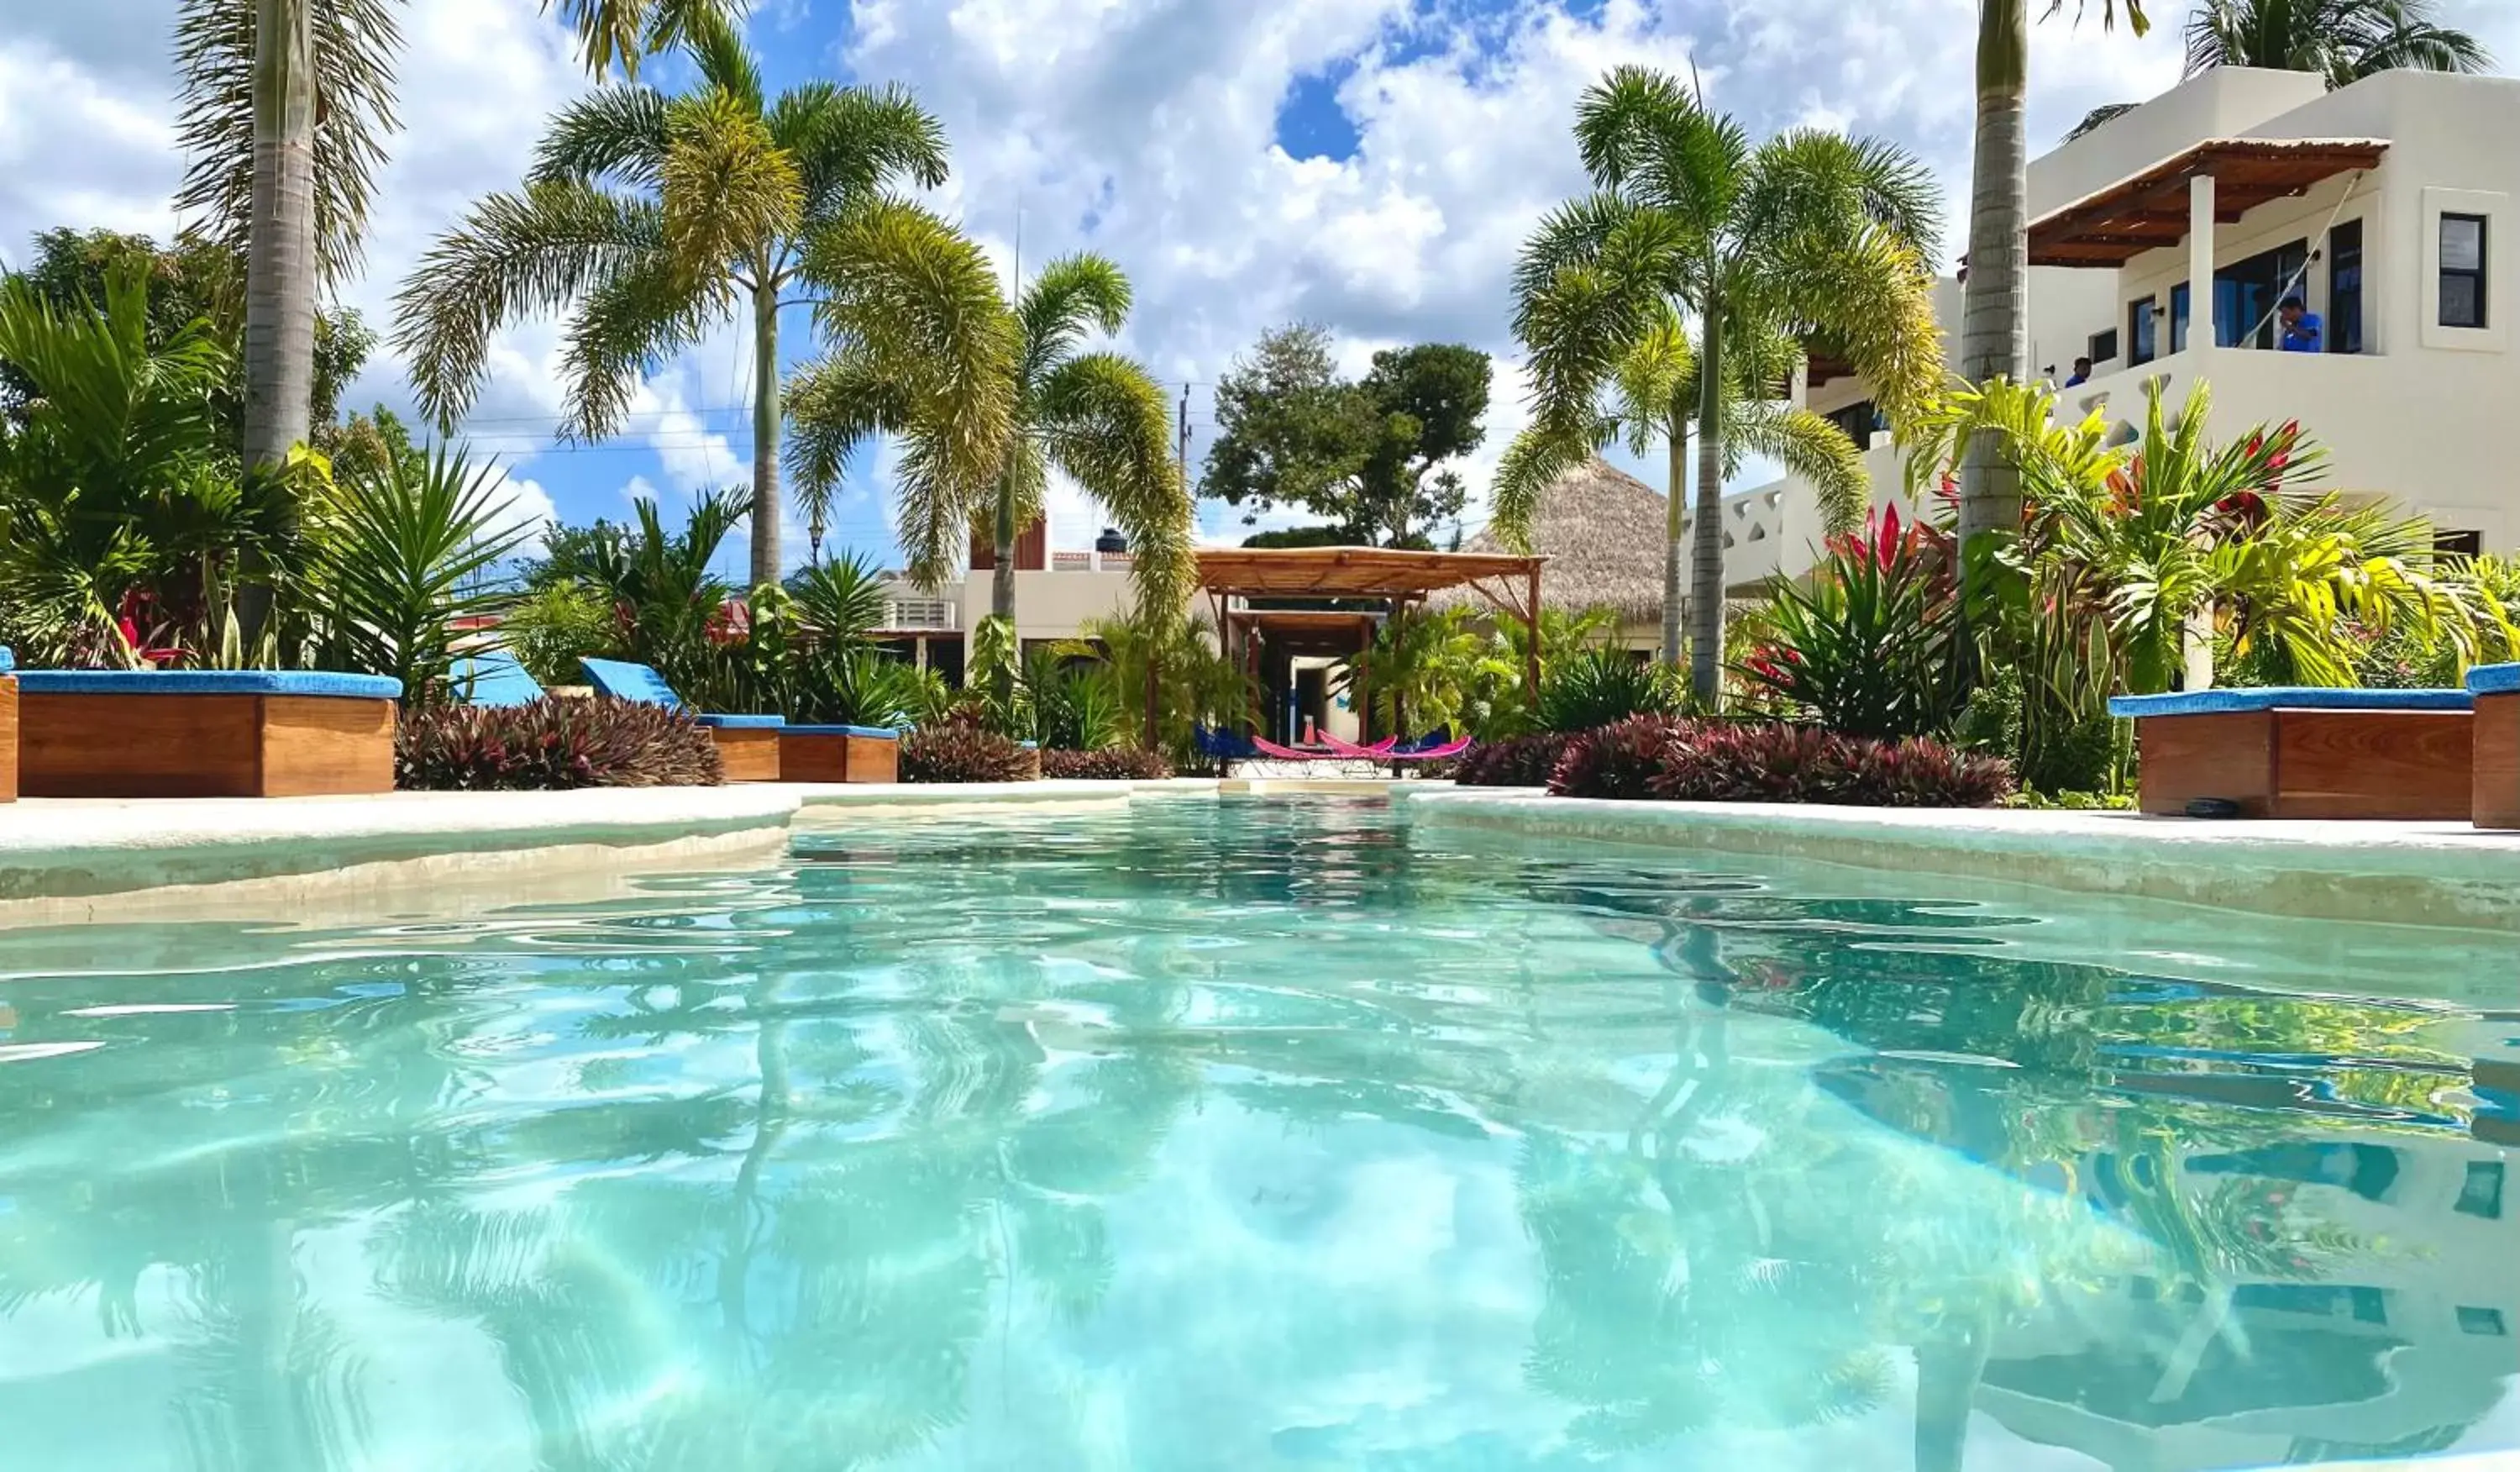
<box><xmin>1080</xmin><ymin>606</ymin><xmax>1257</xmax><ymax>768</ymax></box>
<box><xmin>900</xmin><ymin>713</ymin><xmax>1037</xmax><ymax>784</ymax></box>
<box><xmin>1336</xmin><ymin>606</ymin><xmax>1515</xmax><ymax>739</ymax></box>
<box><xmin>1039</xmin><ymin>747</ymin><xmax>1172</xmax><ymax>781</ymax></box>
<box><xmin>1026</xmin><ymin>644</ymin><xmax>1124</xmax><ymax>751</ymax></box>
<box><xmin>501</xmin><ymin>580</ymin><xmax>620</xmax><ymax>688</ymax></box>
<box><xmin>1649</xmin><ymin>724</ymin><xmax>2013</xmax><ymax>807</ymax></box>
<box><xmin>303</xmin><ymin>442</ymin><xmax>528</xmax><ymax>703</ymax></box>
<box><xmin>1537</xmin><ymin>648</ymin><xmax>1679</xmax><ymax>733</ymax></box>
<box><xmin>1546</xmin><ymin>715</ymin><xmax>1694</xmax><ymax>801</ymax></box>
<box><xmin>396</xmin><ymin>697</ymin><xmax>723</xmax><ymax>791</ymax></box>
<box><xmin>1453</xmin><ymin>731</ymin><xmax>1575</xmax><ymax>787</ymax></box>
<box><xmin>1737</xmin><ymin>504</ymin><xmax>1960</xmax><ymax>740</ymax></box>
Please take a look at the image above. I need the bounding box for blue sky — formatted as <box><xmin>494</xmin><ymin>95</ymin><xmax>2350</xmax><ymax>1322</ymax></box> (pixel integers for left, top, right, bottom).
<box><xmin>6</xmin><ymin>0</ymin><xmax>2519</xmax><ymax>585</ymax></box>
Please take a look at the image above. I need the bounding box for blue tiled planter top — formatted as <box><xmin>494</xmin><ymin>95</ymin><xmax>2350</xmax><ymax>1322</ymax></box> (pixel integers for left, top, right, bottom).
<box><xmin>13</xmin><ymin>670</ymin><xmax>402</xmax><ymax>699</ymax></box>
<box><xmin>694</xmin><ymin>713</ymin><xmax>786</xmax><ymax>730</ymax></box>
<box><xmin>785</xmin><ymin>724</ymin><xmax>901</xmax><ymax>739</ymax></box>
<box><xmin>2470</xmin><ymin>663</ymin><xmax>2520</xmax><ymax>697</ymax></box>
<box><xmin>0</xmin><ymin>646</ymin><xmax>13</xmax><ymax>674</ymax></box>
<box><xmin>2108</xmin><ymin>686</ymin><xmax>2473</xmax><ymax>718</ymax></box>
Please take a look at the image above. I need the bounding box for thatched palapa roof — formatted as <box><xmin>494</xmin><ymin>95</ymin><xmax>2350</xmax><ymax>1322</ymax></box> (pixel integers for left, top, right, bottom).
<box><xmin>1435</xmin><ymin>457</ymin><xmax>1667</xmax><ymax>626</ymax></box>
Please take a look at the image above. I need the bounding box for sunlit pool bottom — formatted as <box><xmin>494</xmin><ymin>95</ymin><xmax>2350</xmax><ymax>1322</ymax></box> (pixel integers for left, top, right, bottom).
<box><xmin>1</xmin><ymin>796</ymin><xmax>2513</xmax><ymax>1470</ymax></box>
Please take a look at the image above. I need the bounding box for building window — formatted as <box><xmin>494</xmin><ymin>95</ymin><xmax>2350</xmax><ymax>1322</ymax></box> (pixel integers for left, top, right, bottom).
<box><xmin>2458</xmin><ymin>1306</ymin><xmax>2507</xmax><ymax>1337</ymax></box>
<box><xmin>2439</xmin><ymin>530</ymin><xmax>2485</xmax><ymax>560</ymax></box>
<box><xmin>2455</xmin><ymin>1159</ymin><xmax>2505</xmax><ymax>1219</ymax></box>
<box><xmin>2171</xmin><ymin>281</ymin><xmax>2192</xmax><ymax>355</ymax></box>
<box><xmin>2441</xmin><ymin>213</ymin><xmax>2489</xmax><ymax>329</ymax></box>
<box><xmin>2129</xmin><ymin>297</ymin><xmax>2158</xmax><ymax>365</ymax></box>
<box><xmin>2088</xmin><ymin>328</ymin><xmax>2119</xmax><ymax>365</ymax></box>
<box><xmin>2329</xmin><ymin>220</ymin><xmax>2365</xmax><ymax>354</ymax></box>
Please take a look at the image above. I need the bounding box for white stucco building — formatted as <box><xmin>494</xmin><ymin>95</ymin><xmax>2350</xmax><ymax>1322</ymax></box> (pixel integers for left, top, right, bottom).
<box><xmin>1728</xmin><ymin>66</ymin><xmax>2520</xmax><ymax>589</ymax></box>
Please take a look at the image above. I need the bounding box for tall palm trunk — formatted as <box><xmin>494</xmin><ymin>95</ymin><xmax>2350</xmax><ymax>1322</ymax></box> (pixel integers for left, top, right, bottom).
<box><xmin>990</xmin><ymin>466</ymin><xmax>1017</xmax><ymax>624</ymax></box>
<box><xmin>748</xmin><ymin>277</ymin><xmax>782</xmax><ymax>589</ymax></box>
<box><xmin>1661</xmin><ymin>433</ymin><xmax>1686</xmax><ymax>668</ymax></box>
<box><xmin>240</xmin><ymin>0</ymin><xmax>318</xmax><ymax>473</ymax></box>
<box><xmin>1688</xmin><ymin>309</ymin><xmax>1727</xmax><ymax>707</ymax></box>
<box><xmin>1957</xmin><ymin>0</ymin><xmax>2030</xmax><ymax>553</ymax></box>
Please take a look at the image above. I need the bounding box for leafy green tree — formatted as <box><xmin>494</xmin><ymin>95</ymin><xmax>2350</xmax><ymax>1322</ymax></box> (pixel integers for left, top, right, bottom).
<box><xmin>1499</xmin><ymin>66</ymin><xmax>1942</xmax><ymax>702</ymax></box>
<box><xmin>2</xmin><ymin>229</ymin><xmax>373</xmax><ymax>437</ymax></box>
<box><xmin>394</xmin><ymin>13</ymin><xmax>949</xmax><ymax>588</ymax></box>
<box><xmin>2187</xmin><ymin>0</ymin><xmax>2491</xmax><ymax>86</ymax></box>
<box><xmin>1200</xmin><ymin>323</ymin><xmax>1489</xmax><ymax>546</ymax></box>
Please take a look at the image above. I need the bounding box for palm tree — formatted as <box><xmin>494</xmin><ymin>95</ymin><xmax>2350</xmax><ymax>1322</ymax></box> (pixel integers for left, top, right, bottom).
<box><xmin>393</xmin><ymin>17</ymin><xmax>948</xmax><ymax>591</ymax></box>
<box><xmin>1494</xmin><ymin>306</ymin><xmax>1872</xmax><ymax>667</ymax></box>
<box><xmin>786</xmin><ymin>250</ymin><xmax>1191</xmax><ymax>630</ymax></box>
<box><xmin>176</xmin><ymin>0</ymin><xmax>730</xmax><ymax>479</ymax></box>
<box><xmin>1498</xmin><ymin>67</ymin><xmax>1942</xmax><ymax>703</ymax></box>
<box><xmin>2187</xmin><ymin>0</ymin><xmax>2493</xmax><ymax>87</ymax></box>
<box><xmin>1956</xmin><ymin>0</ymin><xmax>2145</xmax><ymax>565</ymax></box>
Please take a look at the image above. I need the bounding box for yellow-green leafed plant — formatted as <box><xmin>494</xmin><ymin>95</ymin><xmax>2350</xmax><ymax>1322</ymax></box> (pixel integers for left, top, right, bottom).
<box><xmin>1912</xmin><ymin>375</ymin><xmax>2507</xmax><ymax>695</ymax></box>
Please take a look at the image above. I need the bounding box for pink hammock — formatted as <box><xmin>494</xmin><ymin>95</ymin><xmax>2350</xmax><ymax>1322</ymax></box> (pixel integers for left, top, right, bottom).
<box><xmin>1250</xmin><ymin>734</ymin><xmax>1348</xmax><ymax>761</ymax></box>
<box><xmin>1320</xmin><ymin>731</ymin><xmax>1473</xmax><ymax>763</ymax></box>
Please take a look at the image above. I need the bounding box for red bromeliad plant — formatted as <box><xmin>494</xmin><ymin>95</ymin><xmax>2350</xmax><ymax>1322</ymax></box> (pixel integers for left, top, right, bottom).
<box><xmin>1737</xmin><ymin>502</ymin><xmax>1962</xmax><ymax>740</ymax></box>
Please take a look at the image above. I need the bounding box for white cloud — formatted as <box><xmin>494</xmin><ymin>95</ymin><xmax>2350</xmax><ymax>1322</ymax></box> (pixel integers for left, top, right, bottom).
<box><xmin>480</xmin><ymin>467</ymin><xmax>557</xmax><ymax>544</ymax></box>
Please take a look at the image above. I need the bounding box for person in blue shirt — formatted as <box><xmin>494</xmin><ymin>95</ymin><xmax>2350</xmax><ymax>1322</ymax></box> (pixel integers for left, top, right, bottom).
<box><xmin>2064</xmin><ymin>356</ymin><xmax>2092</xmax><ymax>387</ymax></box>
<box><xmin>2278</xmin><ymin>296</ymin><xmax>2323</xmax><ymax>352</ymax></box>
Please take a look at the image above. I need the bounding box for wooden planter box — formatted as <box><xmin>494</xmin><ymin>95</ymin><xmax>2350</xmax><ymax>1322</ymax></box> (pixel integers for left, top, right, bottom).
<box><xmin>14</xmin><ymin>670</ymin><xmax>401</xmax><ymax>798</ymax></box>
<box><xmin>2110</xmin><ymin>688</ymin><xmax>2473</xmax><ymax>821</ymax></box>
<box><xmin>699</xmin><ymin>716</ymin><xmax>785</xmax><ymax>784</ymax></box>
<box><xmin>780</xmin><ymin>726</ymin><xmax>900</xmax><ymax>784</ymax></box>
<box><xmin>1</xmin><ymin>676</ymin><xmax>17</xmax><ymax>803</ymax></box>
<box><xmin>2474</xmin><ymin>665</ymin><xmax>2519</xmax><ymax>830</ymax></box>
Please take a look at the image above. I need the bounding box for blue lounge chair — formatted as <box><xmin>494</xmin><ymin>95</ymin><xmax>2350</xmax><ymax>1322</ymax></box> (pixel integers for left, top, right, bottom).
<box><xmin>580</xmin><ymin>657</ymin><xmax>785</xmax><ymax>781</ymax></box>
<box><xmin>456</xmin><ymin>652</ymin><xmax>544</xmax><ymax>707</ymax></box>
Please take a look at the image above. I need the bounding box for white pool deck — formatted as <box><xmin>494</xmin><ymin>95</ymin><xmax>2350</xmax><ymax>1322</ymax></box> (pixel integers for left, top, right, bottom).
<box><xmin>3</xmin><ymin>779</ymin><xmax>2516</xmax><ymax>931</ymax></box>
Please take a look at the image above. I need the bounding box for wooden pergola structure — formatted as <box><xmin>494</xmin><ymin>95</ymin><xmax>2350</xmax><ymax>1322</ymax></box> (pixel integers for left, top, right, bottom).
<box><xmin>1193</xmin><ymin>548</ymin><xmax>1548</xmax><ymax>737</ymax></box>
<box><xmin>2026</xmin><ymin>138</ymin><xmax>2387</xmax><ymax>267</ymax></box>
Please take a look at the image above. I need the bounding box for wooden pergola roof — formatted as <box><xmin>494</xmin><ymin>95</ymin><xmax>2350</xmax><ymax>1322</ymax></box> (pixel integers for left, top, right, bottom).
<box><xmin>1195</xmin><ymin>547</ymin><xmax>1545</xmax><ymax>600</ymax></box>
<box><xmin>2028</xmin><ymin>138</ymin><xmax>2388</xmax><ymax>268</ymax></box>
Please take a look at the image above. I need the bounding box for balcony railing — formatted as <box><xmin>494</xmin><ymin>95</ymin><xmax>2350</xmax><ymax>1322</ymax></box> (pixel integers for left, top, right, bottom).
<box><xmin>881</xmin><ymin>599</ymin><xmax>958</xmax><ymax>631</ymax></box>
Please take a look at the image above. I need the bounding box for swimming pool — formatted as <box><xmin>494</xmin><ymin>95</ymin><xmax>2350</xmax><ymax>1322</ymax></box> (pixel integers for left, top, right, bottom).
<box><xmin>1</xmin><ymin>796</ymin><xmax>2512</xmax><ymax>1469</ymax></box>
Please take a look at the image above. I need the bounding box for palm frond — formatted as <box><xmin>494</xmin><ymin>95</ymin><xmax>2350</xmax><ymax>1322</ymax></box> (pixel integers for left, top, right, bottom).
<box><xmin>660</xmin><ymin>91</ymin><xmax>801</xmax><ymax>292</ymax></box>
<box><xmin>1737</xmin><ymin>129</ymin><xmax>1943</xmax><ymax>266</ymax></box>
<box><xmin>1488</xmin><ymin>423</ymin><xmax>1604</xmax><ymax>553</ymax></box>
<box><xmin>391</xmin><ymin>181</ymin><xmax>664</xmax><ymax>432</ymax></box>
<box><xmin>1017</xmin><ymin>255</ymin><xmax>1133</xmax><ymax>389</ymax></box>
<box><xmin>1036</xmin><ymin>350</ymin><xmax>1189</xmax><ymax>607</ymax></box>
<box><xmin>678</xmin><ymin>5</ymin><xmax>764</xmax><ymax>110</ymax></box>
<box><xmin>772</xmin><ymin>82</ymin><xmax>950</xmax><ymax>223</ymax></box>
<box><xmin>174</xmin><ymin>0</ymin><xmax>405</xmax><ymax>290</ymax></box>
<box><xmin>1751</xmin><ymin>222</ymin><xmax>1944</xmax><ymax>429</ymax></box>
<box><xmin>804</xmin><ymin>197</ymin><xmax>1020</xmax><ymax>520</ymax></box>
<box><xmin>539</xmin><ymin>0</ymin><xmax>745</xmax><ymax>78</ymax></box>
<box><xmin>1727</xmin><ymin>401</ymin><xmax>1867</xmax><ymax>534</ymax></box>
<box><xmin>782</xmin><ymin>346</ymin><xmax>907</xmax><ymax>544</ymax></box>
<box><xmin>556</xmin><ymin>250</ymin><xmax>714</xmax><ymax>441</ymax></box>
<box><xmin>530</xmin><ymin>85</ymin><xmax>674</xmax><ymax>190</ymax></box>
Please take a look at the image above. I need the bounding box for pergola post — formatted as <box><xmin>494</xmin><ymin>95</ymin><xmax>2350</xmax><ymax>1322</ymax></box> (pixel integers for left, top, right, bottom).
<box><xmin>1523</xmin><ymin>564</ymin><xmax>1542</xmax><ymax>712</ymax></box>
<box><xmin>2189</xmin><ymin>172</ymin><xmax>2218</xmax><ymax>355</ymax></box>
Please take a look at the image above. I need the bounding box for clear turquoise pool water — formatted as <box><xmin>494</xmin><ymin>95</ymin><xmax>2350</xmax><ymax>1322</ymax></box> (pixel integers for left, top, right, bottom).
<box><xmin>1</xmin><ymin>797</ymin><xmax>2514</xmax><ymax>1470</ymax></box>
